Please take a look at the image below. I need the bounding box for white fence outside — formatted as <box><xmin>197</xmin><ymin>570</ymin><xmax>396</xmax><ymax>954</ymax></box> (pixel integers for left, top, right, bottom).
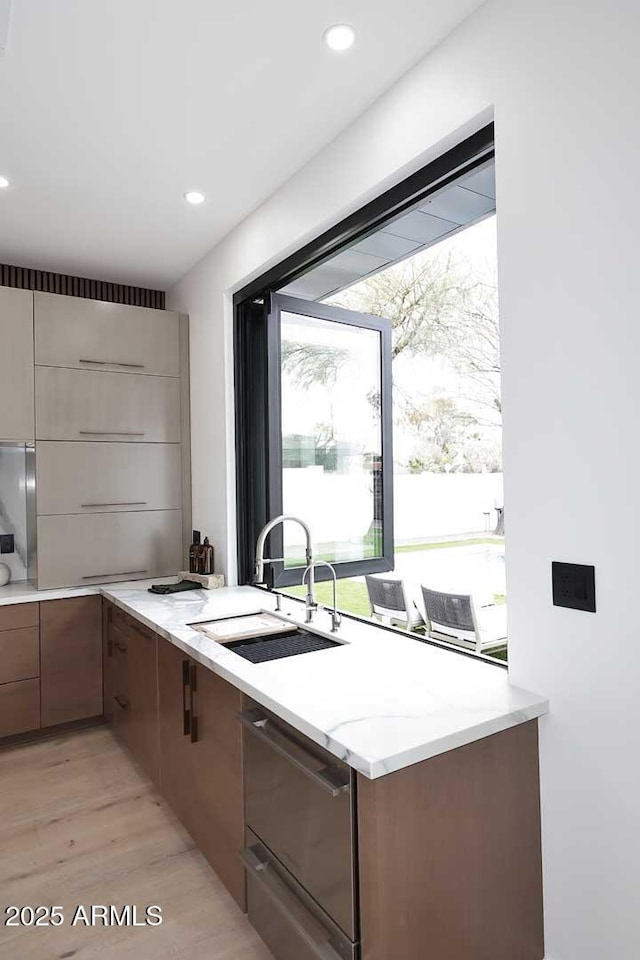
<box><xmin>282</xmin><ymin>467</ymin><xmax>504</xmax><ymax>549</ymax></box>
<box><xmin>394</xmin><ymin>472</ymin><xmax>503</xmax><ymax>542</ymax></box>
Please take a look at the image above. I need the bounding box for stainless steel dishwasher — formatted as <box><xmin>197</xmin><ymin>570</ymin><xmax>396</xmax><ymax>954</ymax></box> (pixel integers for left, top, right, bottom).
<box><xmin>239</xmin><ymin>700</ymin><xmax>358</xmax><ymax>960</ymax></box>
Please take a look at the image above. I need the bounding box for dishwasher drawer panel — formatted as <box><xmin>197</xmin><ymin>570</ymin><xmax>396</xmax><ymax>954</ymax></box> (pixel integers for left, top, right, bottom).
<box><xmin>244</xmin><ymin>830</ymin><xmax>356</xmax><ymax>960</ymax></box>
<box><xmin>241</xmin><ymin>704</ymin><xmax>356</xmax><ymax>940</ymax></box>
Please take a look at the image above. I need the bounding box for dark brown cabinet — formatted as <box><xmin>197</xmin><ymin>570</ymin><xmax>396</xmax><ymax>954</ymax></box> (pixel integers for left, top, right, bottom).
<box><xmin>357</xmin><ymin>720</ymin><xmax>544</xmax><ymax>960</ymax></box>
<box><xmin>157</xmin><ymin>636</ymin><xmax>245</xmax><ymax>909</ymax></box>
<box><xmin>40</xmin><ymin>596</ymin><xmax>103</xmax><ymax>727</ymax></box>
<box><xmin>104</xmin><ymin>602</ymin><xmax>159</xmax><ymax>784</ymax></box>
<box><xmin>157</xmin><ymin>637</ymin><xmax>194</xmax><ymax>816</ymax></box>
<box><xmin>0</xmin><ymin>679</ymin><xmax>40</xmax><ymax>738</ymax></box>
<box><xmin>0</xmin><ymin>606</ymin><xmax>41</xmax><ymax>739</ymax></box>
<box><xmin>189</xmin><ymin>661</ymin><xmax>246</xmax><ymax>907</ymax></box>
<box><xmin>102</xmin><ymin>601</ymin><xmax>115</xmax><ymax>726</ymax></box>
<box><xmin>1</xmin><ymin>596</ymin><xmax>104</xmax><ymax>739</ymax></box>
<box><xmin>0</xmin><ymin>627</ymin><xmax>40</xmax><ymax>686</ymax></box>
<box><xmin>105</xmin><ymin>604</ymin><xmax>244</xmax><ymax>909</ymax></box>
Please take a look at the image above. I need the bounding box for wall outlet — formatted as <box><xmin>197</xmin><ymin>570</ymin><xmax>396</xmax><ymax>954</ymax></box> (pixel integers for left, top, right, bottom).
<box><xmin>552</xmin><ymin>561</ymin><xmax>596</xmax><ymax>612</ymax></box>
<box><xmin>0</xmin><ymin>533</ymin><xmax>14</xmax><ymax>554</ymax></box>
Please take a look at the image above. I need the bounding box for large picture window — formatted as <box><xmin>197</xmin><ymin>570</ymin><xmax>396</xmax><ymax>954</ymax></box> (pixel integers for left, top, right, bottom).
<box><xmin>234</xmin><ymin>124</ymin><xmax>503</xmax><ymax>665</ymax></box>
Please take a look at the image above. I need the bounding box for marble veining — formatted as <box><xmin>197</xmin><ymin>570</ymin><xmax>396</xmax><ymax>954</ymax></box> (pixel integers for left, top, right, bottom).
<box><xmin>0</xmin><ymin>444</ymin><xmax>29</xmax><ymax>582</ymax></box>
<box><xmin>0</xmin><ymin>578</ymin><xmax>549</xmax><ymax>778</ymax></box>
<box><xmin>102</xmin><ymin>581</ymin><xmax>549</xmax><ymax>779</ymax></box>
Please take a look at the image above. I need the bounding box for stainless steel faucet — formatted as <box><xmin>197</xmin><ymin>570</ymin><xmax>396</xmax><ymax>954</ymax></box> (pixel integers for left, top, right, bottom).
<box><xmin>254</xmin><ymin>515</ymin><xmax>316</xmax><ymax>623</ymax></box>
<box><xmin>302</xmin><ymin>560</ymin><xmax>342</xmax><ymax>633</ymax></box>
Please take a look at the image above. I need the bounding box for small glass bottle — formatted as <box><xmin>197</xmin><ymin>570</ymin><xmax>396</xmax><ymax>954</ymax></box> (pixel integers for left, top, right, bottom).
<box><xmin>200</xmin><ymin>537</ymin><xmax>214</xmax><ymax>576</ymax></box>
<box><xmin>189</xmin><ymin>530</ymin><xmax>201</xmax><ymax>573</ymax></box>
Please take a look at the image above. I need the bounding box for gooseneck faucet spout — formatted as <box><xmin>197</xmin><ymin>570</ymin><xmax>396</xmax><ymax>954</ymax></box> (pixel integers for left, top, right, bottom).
<box><xmin>254</xmin><ymin>515</ymin><xmax>316</xmax><ymax>623</ymax></box>
<box><xmin>303</xmin><ymin>560</ymin><xmax>341</xmax><ymax>633</ymax></box>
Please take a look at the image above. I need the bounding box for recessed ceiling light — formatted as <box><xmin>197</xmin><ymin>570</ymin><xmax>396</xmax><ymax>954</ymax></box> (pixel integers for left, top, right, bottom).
<box><xmin>184</xmin><ymin>191</ymin><xmax>205</xmax><ymax>205</ymax></box>
<box><xmin>323</xmin><ymin>24</ymin><xmax>356</xmax><ymax>51</ymax></box>
<box><xmin>0</xmin><ymin>175</ymin><xmax>10</xmax><ymax>190</ymax></box>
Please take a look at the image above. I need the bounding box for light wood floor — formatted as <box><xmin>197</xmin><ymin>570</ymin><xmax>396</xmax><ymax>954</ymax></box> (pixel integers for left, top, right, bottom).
<box><xmin>0</xmin><ymin>725</ymin><xmax>273</xmax><ymax>960</ymax></box>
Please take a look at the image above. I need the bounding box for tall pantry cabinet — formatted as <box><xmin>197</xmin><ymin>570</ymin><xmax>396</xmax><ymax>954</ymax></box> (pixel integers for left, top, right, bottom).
<box><xmin>0</xmin><ymin>286</ymin><xmax>190</xmax><ymax>589</ymax></box>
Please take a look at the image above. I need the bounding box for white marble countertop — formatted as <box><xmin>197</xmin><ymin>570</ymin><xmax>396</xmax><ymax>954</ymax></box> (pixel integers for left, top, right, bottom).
<box><xmin>0</xmin><ymin>581</ymin><xmax>101</xmax><ymax>605</ymax></box>
<box><xmin>0</xmin><ymin>578</ymin><xmax>548</xmax><ymax>778</ymax></box>
<box><xmin>100</xmin><ymin>581</ymin><xmax>548</xmax><ymax>780</ymax></box>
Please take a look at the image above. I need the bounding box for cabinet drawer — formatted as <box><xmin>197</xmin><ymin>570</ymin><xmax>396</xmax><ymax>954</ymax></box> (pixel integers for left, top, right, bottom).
<box><xmin>0</xmin><ymin>679</ymin><xmax>40</xmax><ymax>738</ymax></box>
<box><xmin>0</xmin><ymin>628</ymin><xmax>40</xmax><ymax>684</ymax></box>
<box><xmin>36</xmin><ymin>441</ymin><xmax>182</xmax><ymax>515</ymax></box>
<box><xmin>36</xmin><ymin>510</ymin><xmax>183</xmax><ymax>589</ymax></box>
<box><xmin>0</xmin><ymin>287</ymin><xmax>35</xmax><ymax>442</ymax></box>
<box><xmin>244</xmin><ymin>830</ymin><xmax>356</xmax><ymax>960</ymax></box>
<box><xmin>35</xmin><ymin>367</ymin><xmax>181</xmax><ymax>443</ymax></box>
<box><xmin>0</xmin><ymin>603</ymin><xmax>39</xmax><ymax>632</ymax></box>
<box><xmin>242</xmin><ymin>703</ymin><xmax>355</xmax><ymax>938</ymax></box>
<box><xmin>35</xmin><ymin>292</ymin><xmax>180</xmax><ymax>377</ymax></box>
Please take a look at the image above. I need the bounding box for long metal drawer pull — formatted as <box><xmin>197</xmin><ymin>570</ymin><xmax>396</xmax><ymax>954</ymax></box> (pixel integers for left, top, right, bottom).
<box><xmin>182</xmin><ymin>659</ymin><xmax>191</xmax><ymax>737</ymax></box>
<box><xmin>79</xmin><ymin>358</ymin><xmax>145</xmax><ymax>369</ymax></box>
<box><xmin>242</xmin><ymin>846</ymin><xmax>343</xmax><ymax>960</ymax></box>
<box><xmin>189</xmin><ymin>663</ymin><xmax>198</xmax><ymax>743</ymax></box>
<box><xmin>79</xmin><ymin>431</ymin><xmax>145</xmax><ymax>437</ymax></box>
<box><xmin>82</xmin><ymin>569</ymin><xmax>148</xmax><ymax>580</ymax></box>
<box><xmin>80</xmin><ymin>501</ymin><xmax>148</xmax><ymax>508</ymax></box>
<box><xmin>238</xmin><ymin>708</ymin><xmax>350</xmax><ymax>798</ymax></box>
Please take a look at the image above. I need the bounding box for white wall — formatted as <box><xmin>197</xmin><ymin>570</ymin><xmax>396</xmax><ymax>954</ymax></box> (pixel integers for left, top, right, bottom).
<box><xmin>168</xmin><ymin>1</ymin><xmax>640</xmax><ymax>956</ymax></box>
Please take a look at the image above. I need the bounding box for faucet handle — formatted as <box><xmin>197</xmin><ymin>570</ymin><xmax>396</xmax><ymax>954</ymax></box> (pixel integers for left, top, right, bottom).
<box><xmin>318</xmin><ymin>604</ymin><xmax>342</xmax><ymax>632</ymax></box>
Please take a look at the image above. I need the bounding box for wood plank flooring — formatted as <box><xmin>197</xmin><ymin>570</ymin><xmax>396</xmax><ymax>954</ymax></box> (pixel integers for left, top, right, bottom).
<box><xmin>0</xmin><ymin>725</ymin><xmax>273</xmax><ymax>960</ymax></box>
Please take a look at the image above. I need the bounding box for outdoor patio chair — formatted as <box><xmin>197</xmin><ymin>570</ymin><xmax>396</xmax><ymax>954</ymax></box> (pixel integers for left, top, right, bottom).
<box><xmin>365</xmin><ymin>575</ymin><xmax>425</xmax><ymax>632</ymax></box>
<box><xmin>420</xmin><ymin>586</ymin><xmax>507</xmax><ymax>654</ymax></box>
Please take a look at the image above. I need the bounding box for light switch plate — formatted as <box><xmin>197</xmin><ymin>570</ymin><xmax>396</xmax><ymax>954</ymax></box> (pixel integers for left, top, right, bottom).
<box><xmin>0</xmin><ymin>533</ymin><xmax>14</xmax><ymax>554</ymax></box>
<box><xmin>552</xmin><ymin>561</ymin><xmax>596</xmax><ymax>612</ymax></box>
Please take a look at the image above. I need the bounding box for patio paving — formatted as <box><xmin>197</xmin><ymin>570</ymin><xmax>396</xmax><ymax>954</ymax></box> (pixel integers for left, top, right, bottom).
<box><xmin>393</xmin><ymin>541</ymin><xmax>506</xmax><ymax>600</ymax></box>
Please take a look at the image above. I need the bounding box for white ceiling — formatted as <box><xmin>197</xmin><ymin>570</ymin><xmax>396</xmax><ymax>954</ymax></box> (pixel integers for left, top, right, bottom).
<box><xmin>0</xmin><ymin>0</ymin><xmax>483</xmax><ymax>290</ymax></box>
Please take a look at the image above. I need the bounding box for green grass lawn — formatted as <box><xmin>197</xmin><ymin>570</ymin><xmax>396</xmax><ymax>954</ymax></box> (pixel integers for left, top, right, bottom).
<box><xmin>285</xmin><ymin>579</ymin><xmax>505</xmax><ymax>619</ymax></box>
<box><xmin>285</xmin><ymin>579</ymin><xmax>372</xmax><ymax>617</ymax></box>
<box><xmin>282</xmin><ymin>537</ymin><xmax>508</xmax><ymax>662</ymax></box>
<box><xmin>395</xmin><ymin>537</ymin><xmax>503</xmax><ymax>553</ymax></box>
<box><xmin>285</xmin><ymin>536</ymin><xmax>503</xmax><ymax>568</ymax></box>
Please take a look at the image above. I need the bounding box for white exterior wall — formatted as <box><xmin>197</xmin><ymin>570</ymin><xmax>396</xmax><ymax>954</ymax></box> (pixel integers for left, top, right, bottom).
<box><xmin>281</xmin><ymin>469</ymin><xmax>504</xmax><ymax>546</ymax></box>
<box><xmin>168</xmin><ymin>1</ymin><xmax>640</xmax><ymax>955</ymax></box>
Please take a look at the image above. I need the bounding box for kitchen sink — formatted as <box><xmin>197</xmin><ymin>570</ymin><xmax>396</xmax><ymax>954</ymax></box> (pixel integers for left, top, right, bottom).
<box><xmin>225</xmin><ymin>627</ymin><xmax>341</xmax><ymax>663</ymax></box>
<box><xmin>189</xmin><ymin>612</ymin><xmax>344</xmax><ymax>663</ymax></box>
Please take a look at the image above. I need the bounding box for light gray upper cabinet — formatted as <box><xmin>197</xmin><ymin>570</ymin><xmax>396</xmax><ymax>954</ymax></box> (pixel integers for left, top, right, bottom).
<box><xmin>36</xmin><ymin>510</ymin><xmax>183</xmax><ymax>590</ymax></box>
<box><xmin>36</xmin><ymin>441</ymin><xmax>182</xmax><ymax>515</ymax></box>
<box><xmin>34</xmin><ymin>292</ymin><xmax>180</xmax><ymax>377</ymax></box>
<box><xmin>35</xmin><ymin>366</ymin><xmax>181</xmax><ymax>442</ymax></box>
<box><xmin>0</xmin><ymin>287</ymin><xmax>34</xmax><ymax>441</ymax></box>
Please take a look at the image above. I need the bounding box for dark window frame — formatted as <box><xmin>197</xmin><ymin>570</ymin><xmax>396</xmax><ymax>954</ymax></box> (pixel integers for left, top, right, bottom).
<box><xmin>265</xmin><ymin>293</ymin><xmax>394</xmax><ymax>587</ymax></box>
<box><xmin>234</xmin><ymin>123</ymin><xmax>495</xmax><ymax>586</ymax></box>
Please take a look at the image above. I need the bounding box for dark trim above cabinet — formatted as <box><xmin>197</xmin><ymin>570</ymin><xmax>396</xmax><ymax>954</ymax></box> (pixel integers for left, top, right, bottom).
<box><xmin>0</xmin><ymin>262</ymin><xmax>165</xmax><ymax>310</ymax></box>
